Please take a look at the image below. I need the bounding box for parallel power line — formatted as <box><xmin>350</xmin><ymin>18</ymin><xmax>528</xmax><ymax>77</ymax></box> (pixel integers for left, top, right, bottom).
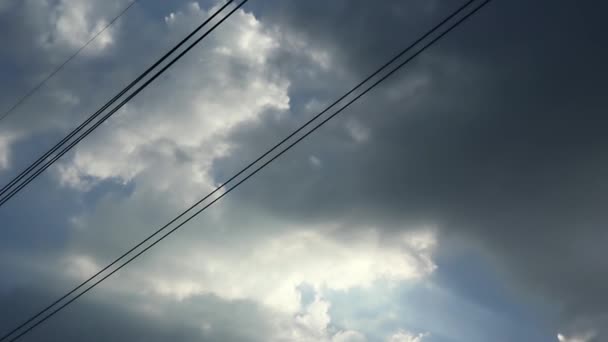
<box><xmin>0</xmin><ymin>0</ymin><xmax>140</xmax><ymax>124</ymax></box>
<box><xmin>0</xmin><ymin>0</ymin><xmax>247</xmax><ymax>208</ymax></box>
<box><xmin>1</xmin><ymin>1</ymin><xmax>493</xmax><ymax>341</ymax></box>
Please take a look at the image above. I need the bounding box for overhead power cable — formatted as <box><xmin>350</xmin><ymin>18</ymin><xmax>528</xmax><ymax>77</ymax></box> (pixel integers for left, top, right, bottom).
<box><xmin>0</xmin><ymin>0</ymin><xmax>140</xmax><ymax>124</ymax></box>
<box><xmin>0</xmin><ymin>0</ymin><xmax>245</xmax><ymax>208</ymax></box>
<box><xmin>1</xmin><ymin>1</ymin><xmax>493</xmax><ymax>341</ymax></box>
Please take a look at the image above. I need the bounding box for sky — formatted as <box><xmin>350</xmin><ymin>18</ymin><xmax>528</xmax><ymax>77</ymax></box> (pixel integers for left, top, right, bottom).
<box><xmin>0</xmin><ymin>0</ymin><xmax>606</xmax><ymax>341</ymax></box>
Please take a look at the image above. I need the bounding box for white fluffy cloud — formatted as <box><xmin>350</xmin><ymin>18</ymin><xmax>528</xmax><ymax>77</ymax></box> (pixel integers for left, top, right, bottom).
<box><xmin>0</xmin><ymin>132</ymin><xmax>16</xmax><ymax>170</ymax></box>
<box><xmin>63</xmin><ymin>224</ymin><xmax>436</xmax><ymax>341</ymax></box>
<box><xmin>48</xmin><ymin>3</ymin><xmax>437</xmax><ymax>341</ymax></box>
<box><xmin>284</xmin><ymin>296</ymin><xmax>367</xmax><ymax>342</ymax></box>
<box><xmin>557</xmin><ymin>331</ymin><xmax>596</xmax><ymax>342</ymax></box>
<box><xmin>40</xmin><ymin>0</ymin><xmax>118</xmax><ymax>53</ymax></box>
<box><xmin>135</xmin><ymin>228</ymin><xmax>435</xmax><ymax>313</ymax></box>
<box><xmin>386</xmin><ymin>330</ymin><xmax>428</xmax><ymax>342</ymax></box>
<box><xmin>56</xmin><ymin>2</ymin><xmax>289</xmax><ymax>195</ymax></box>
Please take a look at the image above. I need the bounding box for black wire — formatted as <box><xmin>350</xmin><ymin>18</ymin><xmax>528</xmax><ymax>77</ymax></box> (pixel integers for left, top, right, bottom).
<box><xmin>0</xmin><ymin>0</ymin><xmax>140</xmax><ymax>124</ymax></box>
<box><xmin>0</xmin><ymin>0</ymin><xmax>244</xmax><ymax>208</ymax></box>
<box><xmin>2</xmin><ymin>1</ymin><xmax>492</xmax><ymax>341</ymax></box>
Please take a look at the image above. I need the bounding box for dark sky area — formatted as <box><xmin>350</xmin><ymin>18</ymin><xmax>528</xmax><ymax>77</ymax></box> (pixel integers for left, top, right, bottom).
<box><xmin>0</xmin><ymin>1</ymin><xmax>606</xmax><ymax>341</ymax></box>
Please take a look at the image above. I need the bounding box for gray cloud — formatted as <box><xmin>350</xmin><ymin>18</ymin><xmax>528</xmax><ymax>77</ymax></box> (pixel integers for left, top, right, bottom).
<box><xmin>0</xmin><ymin>285</ymin><xmax>274</xmax><ymax>342</ymax></box>
<box><xmin>2</xmin><ymin>0</ymin><xmax>607</xmax><ymax>341</ymax></box>
<box><xmin>215</xmin><ymin>0</ymin><xmax>608</xmax><ymax>338</ymax></box>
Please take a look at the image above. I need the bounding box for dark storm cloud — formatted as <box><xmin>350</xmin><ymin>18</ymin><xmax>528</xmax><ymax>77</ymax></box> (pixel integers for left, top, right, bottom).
<box><xmin>0</xmin><ymin>286</ymin><xmax>273</xmax><ymax>342</ymax></box>
<box><xmin>215</xmin><ymin>0</ymin><xmax>608</xmax><ymax>337</ymax></box>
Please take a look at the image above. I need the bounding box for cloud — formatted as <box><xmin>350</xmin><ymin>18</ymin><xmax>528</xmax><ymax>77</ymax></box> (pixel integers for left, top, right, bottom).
<box><xmin>2</xmin><ymin>3</ymin><xmax>438</xmax><ymax>341</ymax></box>
<box><xmin>287</xmin><ymin>296</ymin><xmax>367</xmax><ymax>342</ymax></box>
<box><xmin>43</xmin><ymin>0</ymin><xmax>116</xmax><ymax>53</ymax></box>
<box><xmin>50</xmin><ymin>2</ymin><xmax>432</xmax><ymax>323</ymax></box>
<box><xmin>309</xmin><ymin>155</ymin><xmax>322</xmax><ymax>168</ymax></box>
<box><xmin>345</xmin><ymin>119</ymin><xmax>371</xmax><ymax>144</ymax></box>
<box><xmin>0</xmin><ymin>286</ymin><xmax>278</xmax><ymax>342</ymax></box>
<box><xmin>55</xmin><ymin>2</ymin><xmax>289</xmax><ymax>193</ymax></box>
<box><xmin>127</xmin><ymin>228</ymin><xmax>435</xmax><ymax>312</ymax></box>
<box><xmin>0</xmin><ymin>132</ymin><xmax>16</xmax><ymax>170</ymax></box>
<box><xmin>223</xmin><ymin>0</ymin><xmax>608</xmax><ymax>338</ymax></box>
<box><xmin>2</xmin><ymin>0</ymin><xmax>608</xmax><ymax>341</ymax></box>
<box><xmin>0</xmin><ymin>0</ymin><xmax>139</xmax><ymax>152</ymax></box>
<box><xmin>386</xmin><ymin>330</ymin><xmax>428</xmax><ymax>342</ymax></box>
<box><xmin>333</xmin><ymin>330</ymin><xmax>367</xmax><ymax>342</ymax></box>
<box><xmin>20</xmin><ymin>0</ymin><xmax>123</xmax><ymax>59</ymax></box>
<box><xmin>557</xmin><ymin>332</ymin><xmax>596</xmax><ymax>342</ymax></box>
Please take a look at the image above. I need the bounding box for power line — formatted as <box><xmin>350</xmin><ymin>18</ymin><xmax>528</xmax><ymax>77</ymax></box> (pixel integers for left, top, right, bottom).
<box><xmin>1</xmin><ymin>1</ymin><xmax>493</xmax><ymax>341</ymax></box>
<box><xmin>0</xmin><ymin>0</ymin><xmax>140</xmax><ymax>124</ymax></box>
<box><xmin>0</xmin><ymin>0</ymin><xmax>246</xmax><ymax>208</ymax></box>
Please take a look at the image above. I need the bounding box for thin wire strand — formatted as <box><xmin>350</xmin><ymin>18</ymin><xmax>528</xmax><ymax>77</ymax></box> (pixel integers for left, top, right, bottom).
<box><xmin>0</xmin><ymin>0</ymin><xmax>243</xmax><ymax>208</ymax></box>
<box><xmin>0</xmin><ymin>0</ymin><xmax>140</xmax><ymax>124</ymax></box>
<box><xmin>3</xmin><ymin>1</ymin><xmax>492</xmax><ymax>341</ymax></box>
